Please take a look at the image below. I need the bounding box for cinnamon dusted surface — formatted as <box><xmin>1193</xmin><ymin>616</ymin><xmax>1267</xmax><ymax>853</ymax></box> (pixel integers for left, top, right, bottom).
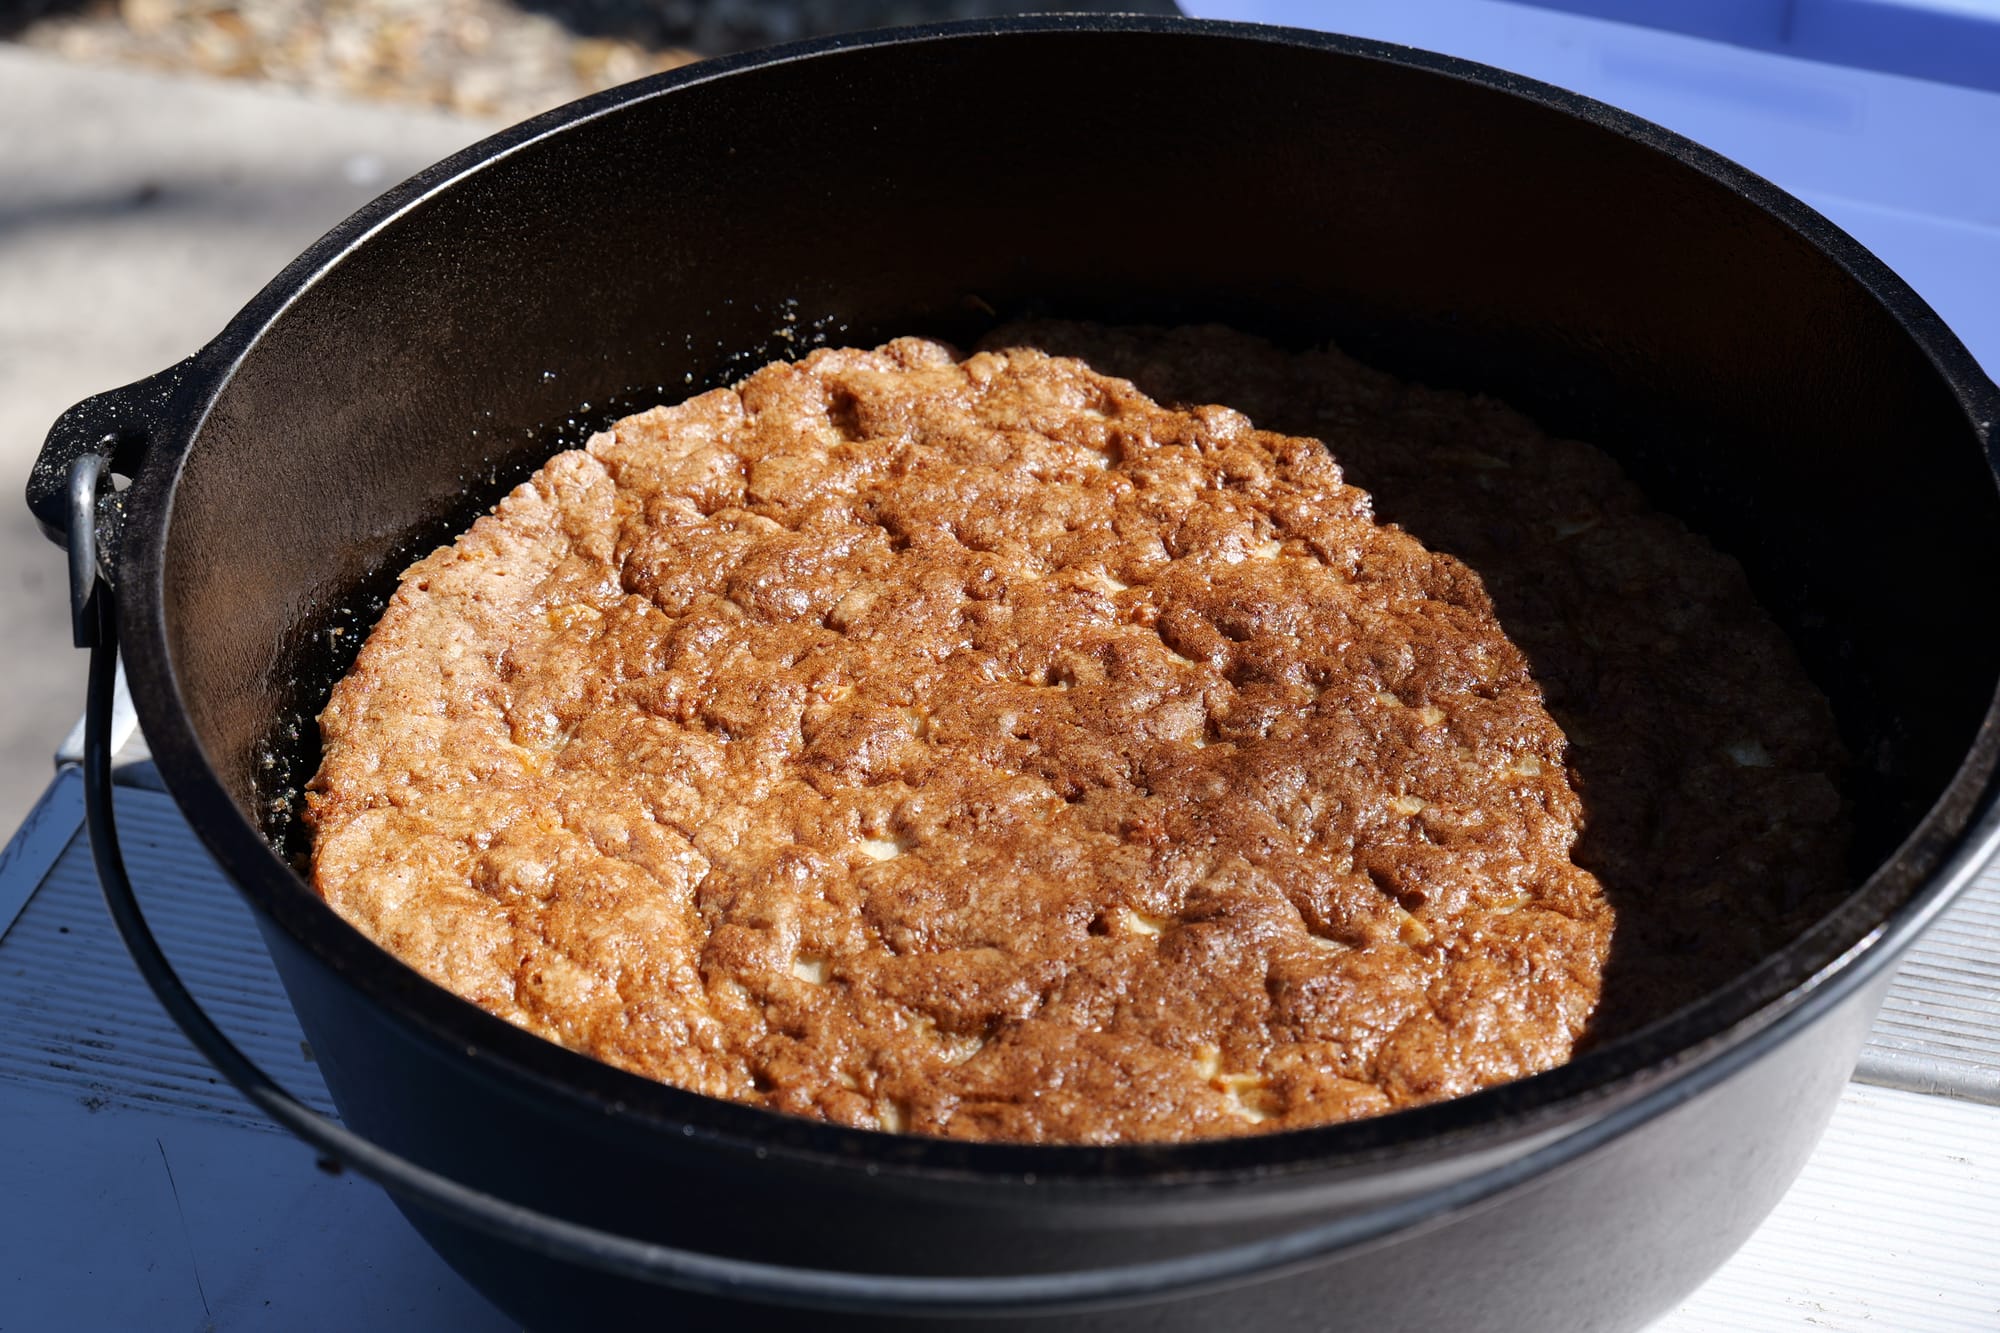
<box><xmin>306</xmin><ymin>326</ymin><xmax>1841</xmax><ymax>1143</ymax></box>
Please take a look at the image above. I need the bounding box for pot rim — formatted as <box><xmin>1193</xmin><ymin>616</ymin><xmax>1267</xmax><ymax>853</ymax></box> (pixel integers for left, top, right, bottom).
<box><xmin>111</xmin><ymin>14</ymin><xmax>2000</xmax><ymax>1191</ymax></box>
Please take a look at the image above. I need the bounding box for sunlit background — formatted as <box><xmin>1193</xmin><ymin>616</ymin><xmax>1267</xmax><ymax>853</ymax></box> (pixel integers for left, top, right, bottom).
<box><xmin>0</xmin><ymin>0</ymin><xmax>1176</xmax><ymax>834</ymax></box>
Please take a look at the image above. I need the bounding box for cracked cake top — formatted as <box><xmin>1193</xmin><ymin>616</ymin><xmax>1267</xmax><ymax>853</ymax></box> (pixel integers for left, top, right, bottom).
<box><xmin>306</xmin><ymin>333</ymin><xmax>1627</xmax><ymax>1142</ymax></box>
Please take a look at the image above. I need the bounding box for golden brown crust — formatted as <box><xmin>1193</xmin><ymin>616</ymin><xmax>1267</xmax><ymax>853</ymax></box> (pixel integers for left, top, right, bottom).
<box><xmin>305</xmin><ymin>327</ymin><xmax>1839</xmax><ymax>1143</ymax></box>
<box><xmin>986</xmin><ymin>322</ymin><xmax>1851</xmax><ymax>1035</ymax></box>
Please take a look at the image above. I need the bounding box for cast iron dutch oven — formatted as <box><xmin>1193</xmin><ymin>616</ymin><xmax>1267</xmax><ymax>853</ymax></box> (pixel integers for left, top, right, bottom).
<box><xmin>28</xmin><ymin>16</ymin><xmax>2000</xmax><ymax>1331</ymax></box>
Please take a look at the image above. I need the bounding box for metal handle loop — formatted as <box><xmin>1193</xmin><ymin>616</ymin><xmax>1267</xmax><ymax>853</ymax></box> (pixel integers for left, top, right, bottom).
<box><xmin>67</xmin><ymin>454</ymin><xmax>107</xmax><ymax>649</ymax></box>
<box><xmin>75</xmin><ymin>534</ymin><xmax>1672</xmax><ymax>1315</ymax></box>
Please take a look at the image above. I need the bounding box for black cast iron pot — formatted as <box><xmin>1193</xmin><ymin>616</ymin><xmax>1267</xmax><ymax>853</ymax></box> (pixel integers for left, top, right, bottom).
<box><xmin>29</xmin><ymin>17</ymin><xmax>2000</xmax><ymax>1331</ymax></box>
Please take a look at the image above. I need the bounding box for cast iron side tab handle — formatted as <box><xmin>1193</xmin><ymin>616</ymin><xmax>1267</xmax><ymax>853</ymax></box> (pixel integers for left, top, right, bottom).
<box><xmin>27</xmin><ymin>357</ymin><xmax>195</xmax><ymax>586</ymax></box>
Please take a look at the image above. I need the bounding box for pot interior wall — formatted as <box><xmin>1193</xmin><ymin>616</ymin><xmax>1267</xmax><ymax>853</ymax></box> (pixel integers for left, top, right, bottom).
<box><xmin>156</xmin><ymin>28</ymin><xmax>1999</xmax><ymax>932</ymax></box>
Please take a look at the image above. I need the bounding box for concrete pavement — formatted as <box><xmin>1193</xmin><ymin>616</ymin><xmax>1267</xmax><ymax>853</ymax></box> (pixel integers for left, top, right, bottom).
<box><xmin>0</xmin><ymin>47</ymin><xmax>501</xmax><ymax>833</ymax></box>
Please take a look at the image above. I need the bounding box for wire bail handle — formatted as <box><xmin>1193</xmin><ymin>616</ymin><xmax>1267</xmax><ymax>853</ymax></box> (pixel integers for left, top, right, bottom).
<box><xmin>63</xmin><ymin>452</ymin><xmax>1745</xmax><ymax>1316</ymax></box>
<box><xmin>67</xmin><ymin>452</ymin><xmax>109</xmax><ymax>650</ymax></box>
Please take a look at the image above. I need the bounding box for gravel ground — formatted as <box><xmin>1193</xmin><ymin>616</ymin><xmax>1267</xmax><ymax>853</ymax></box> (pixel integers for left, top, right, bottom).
<box><xmin>7</xmin><ymin>0</ymin><xmax>1177</xmax><ymax>119</ymax></box>
<box><xmin>0</xmin><ymin>49</ymin><xmax>505</xmax><ymax>834</ymax></box>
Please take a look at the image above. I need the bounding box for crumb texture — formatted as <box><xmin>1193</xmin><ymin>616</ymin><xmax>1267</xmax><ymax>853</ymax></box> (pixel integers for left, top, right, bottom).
<box><xmin>994</xmin><ymin>322</ymin><xmax>1850</xmax><ymax>1037</ymax></box>
<box><xmin>307</xmin><ymin>325</ymin><xmax>1843</xmax><ymax>1142</ymax></box>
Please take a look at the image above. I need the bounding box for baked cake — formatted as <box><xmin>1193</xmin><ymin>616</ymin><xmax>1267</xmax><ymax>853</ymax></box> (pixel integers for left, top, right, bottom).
<box><xmin>304</xmin><ymin>327</ymin><xmax>1845</xmax><ymax>1143</ymax></box>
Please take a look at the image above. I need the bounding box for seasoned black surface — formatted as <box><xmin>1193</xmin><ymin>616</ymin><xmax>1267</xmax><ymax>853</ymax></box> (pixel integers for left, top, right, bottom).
<box><xmin>43</xmin><ymin>19</ymin><xmax>2000</xmax><ymax>1332</ymax></box>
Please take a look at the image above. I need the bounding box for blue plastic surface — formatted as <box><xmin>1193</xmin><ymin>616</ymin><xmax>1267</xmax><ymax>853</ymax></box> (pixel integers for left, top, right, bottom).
<box><xmin>1517</xmin><ymin>0</ymin><xmax>2000</xmax><ymax>94</ymax></box>
<box><xmin>1187</xmin><ymin>1</ymin><xmax>2000</xmax><ymax>382</ymax></box>
<box><xmin>1523</xmin><ymin>0</ymin><xmax>1792</xmax><ymax>47</ymax></box>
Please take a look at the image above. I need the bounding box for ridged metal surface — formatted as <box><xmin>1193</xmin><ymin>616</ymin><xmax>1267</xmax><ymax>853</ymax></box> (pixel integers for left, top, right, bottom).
<box><xmin>0</xmin><ymin>784</ymin><xmax>332</xmax><ymax>1127</ymax></box>
<box><xmin>1660</xmin><ymin>1083</ymin><xmax>2000</xmax><ymax>1330</ymax></box>
<box><xmin>0</xmin><ymin>767</ymin><xmax>82</xmax><ymax>940</ymax></box>
<box><xmin>1858</xmin><ymin>864</ymin><xmax>2000</xmax><ymax>1104</ymax></box>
